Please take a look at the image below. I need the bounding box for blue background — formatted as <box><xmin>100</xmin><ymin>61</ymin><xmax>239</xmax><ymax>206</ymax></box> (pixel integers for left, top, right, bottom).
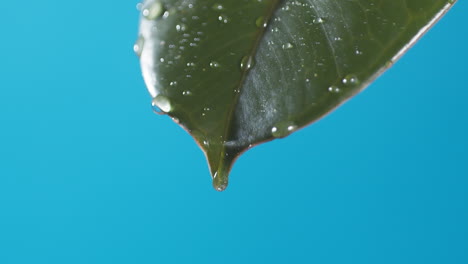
<box><xmin>0</xmin><ymin>1</ymin><xmax>467</xmax><ymax>263</ymax></box>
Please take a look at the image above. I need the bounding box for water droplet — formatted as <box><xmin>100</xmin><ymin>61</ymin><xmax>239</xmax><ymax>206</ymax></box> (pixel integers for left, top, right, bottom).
<box><xmin>218</xmin><ymin>14</ymin><xmax>229</xmax><ymax>23</ymax></box>
<box><xmin>212</xmin><ymin>171</ymin><xmax>228</xmax><ymax>192</ymax></box>
<box><xmin>271</xmin><ymin>121</ymin><xmax>298</xmax><ymax>138</ymax></box>
<box><xmin>169</xmin><ymin>81</ymin><xmax>178</xmax><ymax>86</ymax></box>
<box><xmin>209</xmin><ymin>61</ymin><xmax>220</xmax><ymax>68</ymax></box>
<box><xmin>142</xmin><ymin>1</ymin><xmax>163</xmax><ymax>20</ymax></box>
<box><xmin>136</xmin><ymin>3</ymin><xmax>143</xmax><ymax>11</ymax></box>
<box><xmin>256</xmin><ymin>16</ymin><xmax>267</xmax><ymax>28</ymax></box>
<box><xmin>182</xmin><ymin>90</ymin><xmax>192</xmax><ymax>96</ymax></box>
<box><xmin>176</xmin><ymin>24</ymin><xmax>187</xmax><ymax>32</ymax></box>
<box><xmin>201</xmin><ymin>107</ymin><xmax>211</xmax><ymax>117</ymax></box>
<box><xmin>240</xmin><ymin>56</ymin><xmax>255</xmax><ymax>71</ymax></box>
<box><xmin>282</xmin><ymin>43</ymin><xmax>294</xmax><ymax>49</ymax></box>
<box><xmin>342</xmin><ymin>74</ymin><xmax>360</xmax><ymax>86</ymax></box>
<box><xmin>328</xmin><ymin>86</ymin><xmax>341</xmax><ymax>93</ymax></box>
<box><xmin>313</xmin><ymin>17</ymin><xmax>324</xmax><ymax>24</ymax></box>
<box><xmin>212</xmin><ymin>3</ymin><xmax>223</xmax><ymax>10</ymax></box>
<box><xmin>133</xmin><ymin>36</ymin><xmax>145</xmax><ymax>57</ymax></box>
<box><xmin>151</xmin><ymin>95</ymin><xmax>172</xmax><ymax>114</ymax></box>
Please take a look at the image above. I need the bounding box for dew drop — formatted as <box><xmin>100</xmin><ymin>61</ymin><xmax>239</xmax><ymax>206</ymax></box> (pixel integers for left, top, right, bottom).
<box><xmin>342</xmin><ymin>74</ymin><xmax>360</xmax><ymax>86</ymax></box>
<box><xmin>133</xmin><ymin>36</ymin><xmax>145</xmax><ymax>57</ymax></box>
<box><xmin>240</xmin><ymin>56</ymin><xmax>255</xmax><ymax>71</ymax></box>
<box><xmin>209</xmin><ymin>61</ymin><xmax>220</xmax><ymax>68</ymax></box>
<box><xmin>313</xmin><ymin>17</ymin><xmax>324</xmax><ymax>24</ymax></box>
<box><xmin>282</xmin><ymin>42</ymin><xmax>294</xmax><ymax>49</ymax></box>
<box><xmin>256</xmin><ymin>16</ymin><xmax>267</xmax><ymax>28</ymax></box>
<box><xmin>218</xmin><ymin>14</ymin><xmax>229</xmax><ymax>23</ymax></box>
<box><xmin>151</xmin><ymin>95</ymin><xmax>172</xmax><ymax>114</ymax></box>
<box><xmin>142</xmin><ymin>1</ymin><xmax>163</xmax><ymax>20</ymax></box>
<box><xmin>212</xmin><ymin>3</ymin><xmax>224</xmax><ymax>10</ymax></box>
<box><xmin>176</xmin><ymin>24</ymin><xmax>187</xmax><ymax>32</ymax></box>
<box><xmin>328</xmin><ymin>86</ymin><xmax>341</xmax><ymax>93</ymax></box>
<box><xmin>271</xmin><ymin>121</ymin><xmax>298</xmax><ymax>138</ymax></box>
<box><xmin>182</xmin><ymin>90</ymin><xmax>192</xmax><ymax>96</ymax></box>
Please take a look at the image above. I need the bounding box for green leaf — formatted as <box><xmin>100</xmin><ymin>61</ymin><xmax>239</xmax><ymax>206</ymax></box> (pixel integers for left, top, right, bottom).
<box><xmin>136</xmin><ymin>0</ymin><xmax>457</xmax><ymax>191</ymax></box>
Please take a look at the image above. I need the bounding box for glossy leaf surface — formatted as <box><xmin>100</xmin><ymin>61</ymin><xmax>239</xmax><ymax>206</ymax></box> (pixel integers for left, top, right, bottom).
<box><xmin>136</xmin><ymin>0</ymin><xmax>457</xmax><ymax>191</ymax></box>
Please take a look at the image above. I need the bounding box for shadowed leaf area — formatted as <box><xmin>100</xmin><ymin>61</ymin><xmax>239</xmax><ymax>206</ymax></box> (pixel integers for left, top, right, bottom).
<box><xmin>136</xmin><ymin>0</ymin><xmax>456</xmax><ymax>191</ymax></box>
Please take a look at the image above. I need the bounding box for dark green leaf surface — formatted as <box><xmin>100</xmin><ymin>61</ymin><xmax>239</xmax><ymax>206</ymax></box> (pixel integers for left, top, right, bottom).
<box><xmin>136</xmin><ymin>0</ymin><xmax>456</xmax><ymax>191</ymax></box>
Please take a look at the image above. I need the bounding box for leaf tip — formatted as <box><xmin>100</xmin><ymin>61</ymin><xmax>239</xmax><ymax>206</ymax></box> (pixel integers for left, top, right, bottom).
<box><xmin>212</xmin><ymin>171</ymin><xmax>229</xmax><ymax>192</ymax></box>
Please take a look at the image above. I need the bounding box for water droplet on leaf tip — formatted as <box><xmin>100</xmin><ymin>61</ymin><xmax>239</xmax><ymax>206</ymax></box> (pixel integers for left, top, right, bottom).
<box><xmin>212</xmin><ymin>172</ymin><xmax>228</xmax><ymax>192</ymax></box>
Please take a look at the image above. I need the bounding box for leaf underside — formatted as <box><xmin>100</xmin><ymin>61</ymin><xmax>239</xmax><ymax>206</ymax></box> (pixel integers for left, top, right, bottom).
<box><xmin>137</xmin><ymin>0</ymin><xmax>456</xmax><ymax>191</ymax></box>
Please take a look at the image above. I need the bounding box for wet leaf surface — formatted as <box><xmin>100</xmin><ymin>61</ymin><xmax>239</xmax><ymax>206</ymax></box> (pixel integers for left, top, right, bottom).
<box><xmin>136</xmin><ymin>0</ymin><xmax>457</xmax><ymax>191</ymax></box>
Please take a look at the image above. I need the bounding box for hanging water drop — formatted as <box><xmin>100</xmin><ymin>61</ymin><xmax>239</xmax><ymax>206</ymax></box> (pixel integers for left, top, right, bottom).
<box><xmin>151</xmin><ymin>95</ymin><xmax>172</xmax><ymax>114</ymax></box>
<box><xmin>212</xmin><ymin>171</ymin><xmax>228</xmax><ymax>192</ymax></box>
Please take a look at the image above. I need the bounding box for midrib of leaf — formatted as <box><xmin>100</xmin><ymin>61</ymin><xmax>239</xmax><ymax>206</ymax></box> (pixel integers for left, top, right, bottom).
<box><xmin>210</xmin><ymin>0</ymin><xmax>282</xmax><ymax>191</ymax></box>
